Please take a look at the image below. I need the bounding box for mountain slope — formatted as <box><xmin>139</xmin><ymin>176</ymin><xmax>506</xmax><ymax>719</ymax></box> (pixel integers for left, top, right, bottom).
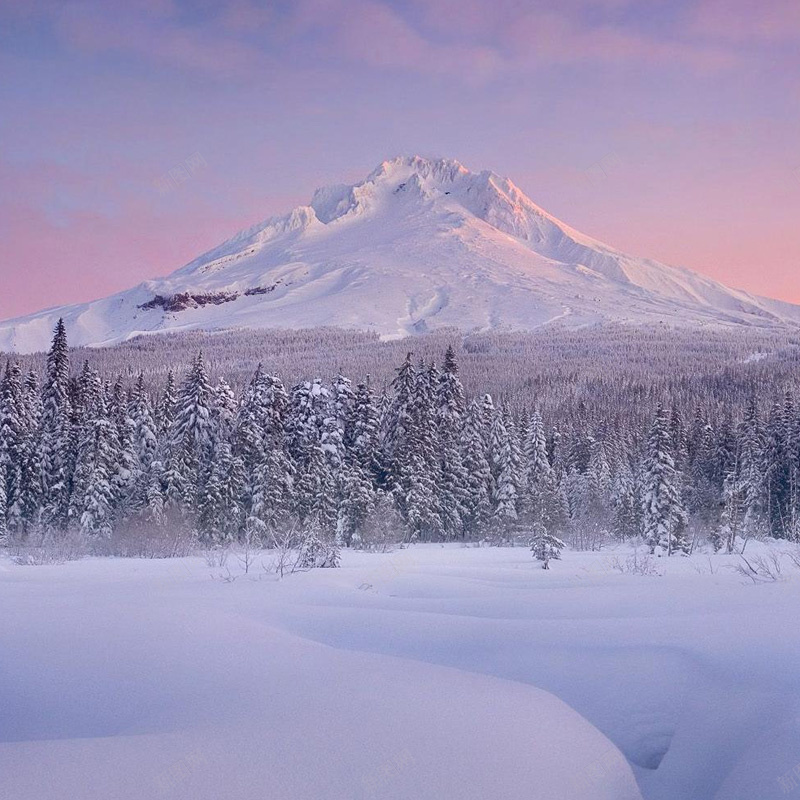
<box><xmin>2</xmin><ymin>155</ymin><xmax>798</xmax><ymax>353</ymax></box>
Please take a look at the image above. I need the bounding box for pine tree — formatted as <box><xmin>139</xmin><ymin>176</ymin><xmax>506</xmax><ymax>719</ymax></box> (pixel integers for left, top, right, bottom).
<box><xmin>611</xmin><ymin>460</ymin><xmax>640</xmax><ymax>539</ymax></box>
<box><xmin>74</xmin><ymin>389</ymin><xmax>117</xmax><ymax>537</ymax></box>
<box><xmin>0</xmin><ymin>463</ymin><xmax>6</xmax><ymax>544</ymax></box>
<box><xmin>198</xmin><ymin>378</ymin><xmax>240</xmax><ymax>544</ymax></box>
<box><xmin>460</xmin><ymin>399</ymin><xmax>493</xmax><ymax>536</ymax></box>
<box><xmin>437</xmin><ymin>345</ymin><xmax>466</xmax><ymax>424</ymax></box>
<box><xmin>109</xmin><ymin>377</ymin><xmax>138</xmax><ymax>513</ymax></box>
<box><xmin>287</xmin><ymin>378</ymin><xmax>338</xmax><ymax>533</ymax></box>
<box><xmin>9</xmin><ymin>371</ymin><xmax>42</xmax><ymax>533</ymax></box>
<box><xmin>331</xmin><ymin>373</ymin><xmax>356</xmax><ymax>446</ymax></box>
<box><xmin>165</xmin><ymin>353</ymin><xmax>213</xmax><ymax>522</ymax></box>
<box><xmin>155</xmin><ymin>371</ymin><xmax>177</xmax><ymax>438</ymax></box>
<box><xmin>405</xmin><ymin>361</ymin><xmax>443</xmax><ymax>540</ymax></box>
<box><xmin>68</xmin><ymin>365</ymin><xmax>103</xmax><ymax>527</ymax></box>
<box><xmin>764</xmin><ymin>397</ymin><xmax>795</xmax><ymax>539</ymax></box>
<box><xmin>0</xmin><ymin>362</ymin><xmax>25</xmax><ymax>532</ymax></box>
<box><xmin>130</xmin><ymin>375</ymin><xmax>158</xmax><ymax>471</ymax></box>
<box><xmin>738</xmin><ymin>399</ymin><xmax>766</xmax><ymax>541</ymax></box>
<box><xmin>336</xmin><ymin>457</ymin><xmax>375</xmax><ymax>546</ymax></box>
<box><xmin>522</xmin><ymin>410</ymin><xmax>564</xmax><ymax>532</ymax></box>
<box><xmin>488</xmin><ymin>400</ymin><xmax>518</xmax><ymax>528</ymax></box>
<box><xmin>531</xmin><ymin>522</ymin><xmax>565</xmax><ymax>569</ymax></box>
<box><xmin>380</xmin><ymin>358</ymin><xmax>442</xmax><ymax>540</ymax></box>
<box><xmin>335</xmin><ymin>379</ymin><xmax>380</xmax><ymax>546</ymax></box>
<box><xmin>642</xmin><ymin>405</ymin><xmax>689</xmax><ymax>555</ymax></box>
<box><xmin>348</xmin><ymin>380</ymin><xmax>380</xmax><ymax>475</ymax></box>
<box><xmin>39</xmin><ymin>319</ymin><xmax>72</xmax><ymax>532</ymax></box>
<box><xmin>687</xmin><ymin>416</ymin><xmax>717</xmax><ymax>518</ymax></box>
<box><xmin>235</xmin><ymin>367</ymin><xmax>292</xmax><ymax>539</ymax></box>
<box><xmin>714</xmin><ymin>459</ymin><xmax>748</xmax><ymax>553</ymax></box>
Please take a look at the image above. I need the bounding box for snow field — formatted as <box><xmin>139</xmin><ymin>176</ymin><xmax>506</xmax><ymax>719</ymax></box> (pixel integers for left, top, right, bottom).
<box><xmin>2</xmin><ymin>541</ymin><xmax>800</xmax><ymax>799</ymax></box>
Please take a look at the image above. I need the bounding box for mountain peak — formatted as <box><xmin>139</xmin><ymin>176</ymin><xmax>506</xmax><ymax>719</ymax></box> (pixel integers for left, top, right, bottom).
<box><xmin>0</xmin><ymin>156</ymin><xmax>798</xmax><ymax>353</ymax></box>
<box><xmin>367</xmin><ymin>155</ymin><xmax>472</xmax><ymax>184</ymax></box>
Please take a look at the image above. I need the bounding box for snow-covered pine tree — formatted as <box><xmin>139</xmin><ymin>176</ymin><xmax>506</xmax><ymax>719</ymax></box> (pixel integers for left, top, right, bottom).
<box><xmin>331</xmin><ymin>373</ymin><xmax>356</xmax><ymax>445</ymax></box>
<box><xmin>686</xmin><ymin>415</ymin><xmax>718</xmax><ymax>519</ymax></box>
<box><xmin>335</xmin><ymin>379</ymin><xmax>380</xmax><ymax>546</ymax></box>
<box><xmin>503</xmin><ymin>403</ymin><xmax>524</xmax><ymax>510</ymax></box>
<box><xmin>109</xmin><ymin>377</ymin><xmax>138</xmax><ymax>514</ymax></box>
<box><xmin>9</xmin><ymin>371</ymin><xmax>42</xmax><ymax>533</ymax></box>
<box><xmin>133</xmin><ymin>377</ymin><xmax>170</xmax><ymax>528</ymax></box>
<box><xmin>286</xmin><ymin>378</ymin><xmax>329</xmax><ymax>463</ymax></box>
<box><xmin>347</xmin><ymin>379</ymin><xmax>380</xmax><ymax>476</ymax></box>
<box><xmin>75</xmin><ymin>388</ymin><xmax>117</xmax><ymax>537</ymax></box>
<box><xmin>130</xmin><ymin>375</ymin><xmax>158</xmax><ymax>472</ymax></box>
<box><xmin>336</xmin><ymin>456</ymin><xmax>375</xmax><ymax>547</ymax></box>
<box><xmin>405</xmin><ymin>361</ymin><xmax>444</xmax><ymax>540</ymax></box>
<box><xmin>764</xmin><ymin>396</ymin><xmax>795</xmax><ymax>539</ymax></box>
<box><xmin>737</xmin><ymin>399</ymin><xmax>766</xmax><ymax>541</ymax></box>
<box><xmin>460</xmin><ymin>398</ymin><xmax>493</xmax><ymax>536</ymax></box>
<box><xmin>381</xmin><ymin>355</ymin><xmax>420</xmax><ymax>539</ymax></box>
<box><xmin>294</xmin><ymin>441</ymin><xmax>337</xmax><ymax>531</ymax></box>
<box><xmin>380</xmin><ymin>354</ymin><xmax>415</xmax><ymax>471</ymax></box>
<box><xmin>39</xmin><ymin>319</ymin><xmax>72</xmax><ymax>532</ymax></box>
<box><xmin>198</xmin><ymin>377</ymin><xmax>240</xmax><ymax>544</ymax></box>
<box><xmin>714</xmin><ymin>455</ymin><xmax>748</xmax><ymax>553</ymax></box>
<box><xmin>299</xmin><ymin>517</ymin><xmax>340</xmax><ymax>569</ymax></box>
<box><xmin>235</xmin><ymin>367</ymin><xmax>293</xmax><ymax>539</ymax></box>
<box><xmin>436</xmin><ymin>345</ymin><xmax>466</xmax><ymax>423</ymax></box>
<box><xmin>530</xmin><ymin>522</ymin><xmax>565</xmax><ymax>569</ymax></box>
<box><xmin>68</xmin><ymin>365</ymin><xmax>103</xmax><ymax>527</ymax></box>
<box><xmin>320</xmin><ymin>411</ymin><xmax>345</xmax><ymax>475</ymax></box>
<box><xmin>155</xmin><ymin>371</ymin><xmax>177</xmax><ymax>438</ymax></box>
<box><xmin>0</xmin><ymin>463</ymin><xmax>6</xmax><ymax>544</ymax></box>
<box><xmin>487</xmin><ymin>399</ymin><xmax>519</xmax><ymax>529</ymax></box>
<box><xmin>522</xmin><ymin>409</ymin><xmax>564</xmax><ymax>532</ymax></box>
<box><xmin>0</xmin><ymin>362</ymin><xmax>25</xmax><ymax>533</ymax></box>
<box><xmin>164</xmin><ymin>353</ymin><xmax>213</xmax><ymax>523</ymax></box>
<box><xmin>642</xmin><ymin>405</ymin><xmax>689</xmax><ymax>555</ymax></box>
<box><xmin>610</xmin><ymin>459</ymin><xmax>640</xmax><ymax>540</ymax></box>
<box><xmin>287</xmin><ymin>378</ymin><xmax>338</xmax><ymax>532</ymax></box>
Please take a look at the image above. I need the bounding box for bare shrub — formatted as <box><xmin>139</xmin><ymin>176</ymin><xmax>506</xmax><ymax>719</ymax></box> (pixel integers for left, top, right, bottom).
<box><xmin>785</xmin><ymin>547</ymin><xmax>800</xmax><ymax>571</ymax></box>
<box><xmin>566</xmin><ymin>519</ymin><xmax>611</xmax><ymax>552</ymax></box>
<box><xmin>607</xmin><ymin>549</ymin><xmax>664</xmax><ymax>577</ymax></box>
<box><xmin>94</xmin><ymin>516</ymin><xmax>195</xmax><ymax>558</ymax></box>
<box><xmin>8</xmin><ymin>528</ymin><xmax>88</xmax><ymax>565</ymax></box>
<box><xmin>692</xmin><ymin>555</ymin><xmax>721</xmax><ymax>575</ymax></box>
<box><xmin>264</xmin><ymin>517</ymin><xmax>306</xmax><ymax>578</ymax></box>
<box><xmin>236</xmin><ymin>528</ymin><xmax>262</xmax><ymax>575</ymax></box>
<box><xmin>204</xmin><ymin>546</ymin><xmax>231</xmax><ymax>568</ymax></box>
<box><xmin>733</xmin><ymin>551</ymin><xmax>785</xmax><ymax>583</ymax></box>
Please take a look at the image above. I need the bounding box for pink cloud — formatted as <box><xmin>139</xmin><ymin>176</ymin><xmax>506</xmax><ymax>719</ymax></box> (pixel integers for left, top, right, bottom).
<box><xmin>691</xmin><ymin>0</ymin><xmax>800</xmax><ymax>43</ymax></box>
<box><xmin>53</xmin><ymin>2</ymin><xmax>270</xmax><ymax>78</ymax></box>
<box><xmin>18</xmin><ymin>0</ymin><xmax>739</xmax><ymax>83</ymax></box>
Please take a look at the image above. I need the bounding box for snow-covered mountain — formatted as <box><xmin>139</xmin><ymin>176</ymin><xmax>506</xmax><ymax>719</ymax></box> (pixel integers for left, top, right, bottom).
<box><xmin>3</xmin><ymin>155</ymin><xmax>799</xmax><ymax>353</ymax></box>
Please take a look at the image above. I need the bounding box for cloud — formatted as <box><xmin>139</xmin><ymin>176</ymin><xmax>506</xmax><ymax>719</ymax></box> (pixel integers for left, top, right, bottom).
<box><xmin>300</xmin><ymin>0</ymin><xmax>735</xmax><ymax>75</ymax></box>
<box><xmin>501</xmin><ymin>9</ymin><xmax>734</xmax><ymax>71</ymax></box>
<box><xmin>53</xmin><ymin>3</ymin><xmax>270</xmax><ymax>78</ymax></box>
<box><xmin>690</xmin><ymin>0</ymin><xmax>800</xmax><ymax>44</ymax></box>
<box><xmin>1</xmin><ymin>0</ymin><xmax>741</xmax><ymax>82</ymax></box>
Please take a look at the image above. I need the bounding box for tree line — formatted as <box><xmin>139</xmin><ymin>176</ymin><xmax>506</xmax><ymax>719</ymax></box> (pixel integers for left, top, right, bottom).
<box><xmin>0</xmin><ymin>320</ymin><xmax>797</xmax><ymax>563</ymax></box>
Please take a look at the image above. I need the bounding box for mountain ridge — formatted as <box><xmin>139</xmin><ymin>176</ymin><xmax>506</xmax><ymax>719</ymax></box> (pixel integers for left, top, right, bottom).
<box><xmin>2</xmin><ymin>155</ymin><xmax>798</xmax><ymax>353</ymax></box>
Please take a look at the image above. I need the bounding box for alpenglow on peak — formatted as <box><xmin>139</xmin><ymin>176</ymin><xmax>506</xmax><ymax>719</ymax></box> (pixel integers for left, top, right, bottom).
<box><xmin>0</xmin><ymin>155</ymin><xmax>798</xmax><ymax>353</ymax></box>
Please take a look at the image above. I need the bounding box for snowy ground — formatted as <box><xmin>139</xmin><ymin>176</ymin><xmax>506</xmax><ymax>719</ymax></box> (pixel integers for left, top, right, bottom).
<box><xmin>1</xmin><ymin>542</ymin><xmax>799</xmax><ymax>800</ymax></box>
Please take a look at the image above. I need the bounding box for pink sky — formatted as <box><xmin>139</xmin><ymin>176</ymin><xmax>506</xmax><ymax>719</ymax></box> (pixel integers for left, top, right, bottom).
<box><xmin>1</xmin><ymin>0</ymin><xmax>798</xmax><ymax>318</ymax></box>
